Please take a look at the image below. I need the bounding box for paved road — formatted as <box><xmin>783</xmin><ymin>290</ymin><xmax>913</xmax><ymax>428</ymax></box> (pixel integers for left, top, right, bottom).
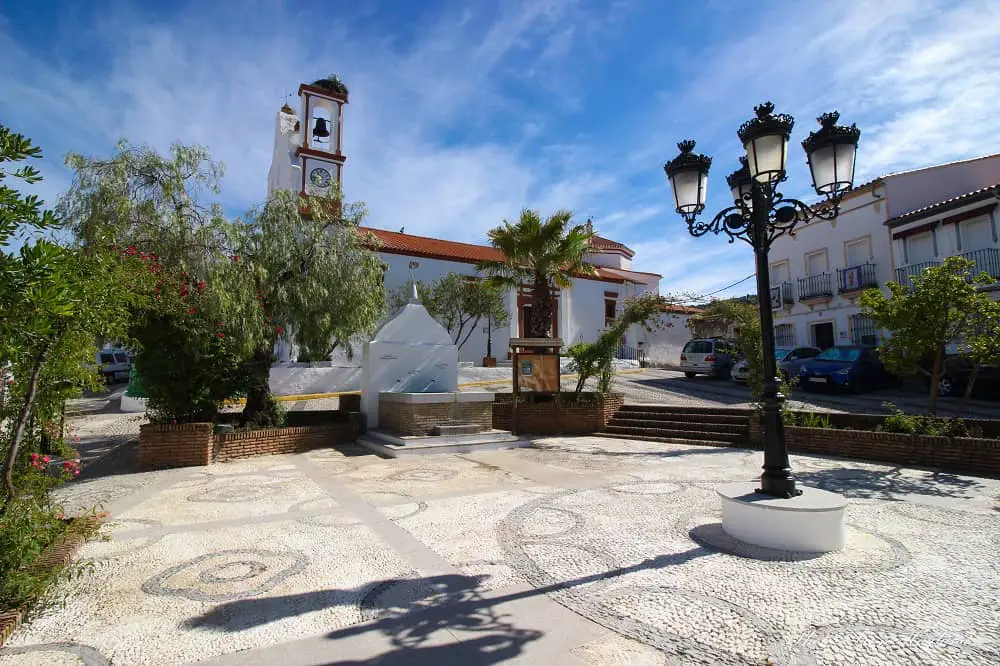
<box><xmin>614</xmin><ymin>369</ymin><xmax>1000</xmax><ymax>419</ymax></box>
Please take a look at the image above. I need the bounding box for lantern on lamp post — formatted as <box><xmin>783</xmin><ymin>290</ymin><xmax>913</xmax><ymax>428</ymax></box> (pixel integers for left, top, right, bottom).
<box><xmin>663</xmin><ymin>102</ymin><xmax>861</xmax><ymax>498</ymax></box>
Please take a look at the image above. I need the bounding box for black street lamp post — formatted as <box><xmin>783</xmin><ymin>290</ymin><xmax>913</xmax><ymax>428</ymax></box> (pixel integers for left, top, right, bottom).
<box><xmin>664</xmin><ymin>102</ymin><xmax>860</xmax><ymax>498</ymax></box>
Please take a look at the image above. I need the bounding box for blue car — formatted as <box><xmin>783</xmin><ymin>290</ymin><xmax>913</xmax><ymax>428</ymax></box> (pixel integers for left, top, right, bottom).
<box><xmin>798</xmin><ymin>345</ymin><xmax>895</xmax><ymax>393</ymax></box>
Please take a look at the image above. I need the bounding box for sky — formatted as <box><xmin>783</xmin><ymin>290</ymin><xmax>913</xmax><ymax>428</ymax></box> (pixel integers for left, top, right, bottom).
<box><xmin>3</xmin><ymin>0</ymin><xmax>999</xmax><ymax>298</ymax></box>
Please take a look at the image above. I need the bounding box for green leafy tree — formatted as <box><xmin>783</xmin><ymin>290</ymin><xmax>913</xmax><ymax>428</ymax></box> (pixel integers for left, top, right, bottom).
<box><xmin>478</xmin><ymin>209</ymin><xmax>595</xmax><ymax>338</ymax></box>
<box><xmin>60</xmin><ymin>143</ymin><xmax>386</xmax><ymax>427</ymax></box>
<box><xmin>388</xmin><ymin>273</ymin><xmax>509</xmax><ymax>350</ymax></box>
<box><xmin>0</xmin><ymin>125</ymin><xmax>59</xmax><ymax>247</ymax></box>
<box><xmin>860</xmin><ymin>256</ymin><xmax>994</xmax><ymax>415</ymax></box>
<box><xmin>959</xmin><ymin>298</ymin><xmax>1000</xmax><ymax>413</ymax></box>
<box><xmin>219</xmin><ymin>189</ymin><xmax>386</xmax><ymax>425</ymax></box>
<box><xmin>567</xmin><ymin>293</ymin><xmax>665</xmax><ymax>394</ymax></box>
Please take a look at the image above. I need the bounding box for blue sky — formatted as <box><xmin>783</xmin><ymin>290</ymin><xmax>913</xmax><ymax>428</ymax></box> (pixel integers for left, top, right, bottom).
<box><xmin>3</xmin><ymin>0</ymin><xmax>999</xmax><ymax>297</ymax></box>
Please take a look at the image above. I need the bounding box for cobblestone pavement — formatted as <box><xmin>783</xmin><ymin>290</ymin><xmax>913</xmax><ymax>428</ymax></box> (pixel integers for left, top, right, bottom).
<box><xmin>2</xmin><ymin>437</ymin><xmax>998</xmax><ymax>665</ymax></box>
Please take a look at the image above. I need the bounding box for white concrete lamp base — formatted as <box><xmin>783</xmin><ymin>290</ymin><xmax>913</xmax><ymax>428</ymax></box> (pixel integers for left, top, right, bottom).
<box><xmin>716</xmin><ymin>482</ymin><xmax>847</xmax><ymax>553</ymax></box>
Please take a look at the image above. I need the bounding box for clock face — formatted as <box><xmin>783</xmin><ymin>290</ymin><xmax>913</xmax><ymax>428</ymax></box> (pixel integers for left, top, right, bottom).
<box><xmin>309</xmin><ymin>167</ymin><xmax>332</xmax><ymax>189</ymax></box>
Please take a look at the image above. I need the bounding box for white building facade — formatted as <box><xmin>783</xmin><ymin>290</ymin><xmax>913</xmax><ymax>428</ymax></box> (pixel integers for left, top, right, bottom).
<box><xmin>766</xmin><ymin>154</ymin><xmax>1000</xmax><ymax>350</ymax></box>
<box><xmin>267</xmin><ymin>78</ymin><xmax>661</xmax><ymax>364</ymax></box>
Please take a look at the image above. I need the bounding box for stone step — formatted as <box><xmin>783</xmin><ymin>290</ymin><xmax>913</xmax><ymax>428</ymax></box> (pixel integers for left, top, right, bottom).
<box><xmin>593</xmin><ymin>432</ymin><xmax>741</xmax><ymax>449</ymax></box>
<box><xmin>616</xmin><ymin>404</ymin><xmax>751</xmax><ymax>417</ymax></box>
<box><xmin>603</xmin><ymin>425</ymin><xmax>746</xmax><ymax>444</ymax></box>
<box><xmin>610</xmin><ymin>411</ymin><xmax>750</xmax><ymax>425</ymax></box>
<box><xmin>606</xmin><ymin>418</ymin><xmax>747</xmax><ymax>435</ymax></box>
<box><xmin>358</xmin><ymin>430</ymin><xmax>531</xmax><ymax>458</ymax></box>
<box><xmin>432</xmin><ymin>424</ymin><xmax>486</xmax><ymax>436</ymax></box>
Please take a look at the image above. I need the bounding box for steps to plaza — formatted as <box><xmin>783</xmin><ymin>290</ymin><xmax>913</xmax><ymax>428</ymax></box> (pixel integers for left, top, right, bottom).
<box><xmin>358</xmin><ymin>429</ymin><xmax>531</xmax><ymax>458</ymax></box>
<box><xmin>598</xmin><ymin>404</ymin><xmax>752</xmax><ymax>448</ymax></box>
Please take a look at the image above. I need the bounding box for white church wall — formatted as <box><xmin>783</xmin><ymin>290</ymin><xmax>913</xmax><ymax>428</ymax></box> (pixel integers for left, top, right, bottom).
<box><xmin>379</xmin><ymin>252</ymin><xmax>511</xmax><ymax>364</ymax></box>
<box><xmin>641</xmin><ymin>312</ymin><xmax>695</xmax><ymax>367</ymax></box>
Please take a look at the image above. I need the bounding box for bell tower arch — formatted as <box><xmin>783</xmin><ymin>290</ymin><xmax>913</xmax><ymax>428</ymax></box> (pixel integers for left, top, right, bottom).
<box><xmin>295</xmin><ymin>75</ymin><xmax>348</xmax><ymax>198</ymax></box>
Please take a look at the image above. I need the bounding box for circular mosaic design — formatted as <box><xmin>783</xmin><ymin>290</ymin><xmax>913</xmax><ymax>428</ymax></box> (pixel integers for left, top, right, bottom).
<box><xmin>386</xmin><ymin>468</ymin><xmax>459</xmax><ymax>483</ymax></box>
<box><xmin>380</xmin><ymin>501</ymin><xmax>429</xmax><ymax>522</ymax></box>
<box><xmin>186</xmin><ymin>481</ymin><xmax>283</xmax><ymax>503</ymax></box>
<box><xmin>496</xmin><ymin>481</ymin><xmax>960</xmax><ymax>664</ymax></box>
<box><xmin>783</xmin><ymin>624</ymin><xmax>998</xmax><ymax>665</ymax></box>
<box><xmin>142</xmin><ymin>549</ymin><xmax>309</xmax><ymax>601</ymax></box>
<box><xmin>887</xmin><ymin>501</ymin><xmax>998</xmax><ymax>529</ymax></box>
<box><xmin>89</xmin><ymin>518</ymin><xmax>164</xmax><ymax>562</ymax></box>
<box><xmin>0</xmin><ymin>642</ymin><xmax>110</xmax><ymax>665</ymax></box>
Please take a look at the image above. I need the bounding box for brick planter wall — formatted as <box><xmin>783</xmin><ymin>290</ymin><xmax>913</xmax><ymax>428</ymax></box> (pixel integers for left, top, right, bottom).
<box><xmin>493</xmin><ymin>393</ymin><xmax>623</xmax><ymax>435</ymax></box>
<box><xmin>379</xmin><ymin>400</ymin><xmax>493</xmax><ymax>436</ymax></box>
<box><xmin>139</xmin><ymin>423</ymin><xmax>214</xmax><ymax>469</ymax></box>
<box><xmin>215</xmin><ymin>418</ymin><xmax>361</xmax><ymax>462</ymax></box>
<box><xmin>786</xmin><ymin>426</ymin><xmax>1000</xmax><ymax>477</ymax></box>
<box><xmin>139</xmin><ymin>416</ymin><xmax>361</xmax><ymax>468</ymax></box>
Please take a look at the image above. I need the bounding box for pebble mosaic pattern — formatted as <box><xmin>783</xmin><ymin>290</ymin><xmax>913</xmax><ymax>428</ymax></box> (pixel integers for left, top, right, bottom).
<box><xmin>2</xmin><ymin>436</ymin><xmax>998</xmax><ymax>665</ymax></box>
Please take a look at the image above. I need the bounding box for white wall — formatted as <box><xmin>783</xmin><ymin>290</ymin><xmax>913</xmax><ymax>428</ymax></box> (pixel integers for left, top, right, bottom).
<box><xmin>766</xmin><ymin>184</ymin><xmax>890</xmax><ymax>348</ymax></box>
<box><xmin>641</xmin><ymin>312</ymin><xmax>694</xmax><ymax>366</ymax></box>
<box><xmin>884</xmin><ymin>154</ymin><xmax>1000</xmax><ymax>219</ymax></box>
<box><xmin>380</xmin><ymin>253</ymin><xmax>511</xmax><ymax>364</ymax></box>
<box><xmin>267</xmin><ymin>109</ymin><xmax>301</xmax><ymax>197</ymax></box>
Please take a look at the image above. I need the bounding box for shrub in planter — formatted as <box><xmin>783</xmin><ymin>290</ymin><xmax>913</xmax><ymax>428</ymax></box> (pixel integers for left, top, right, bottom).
<box><xmin>133</xmin><ymin>311</ymin><xmax>248</xmax><ymax>424</ymax></box>
<box><xmin>876</xmin><ymin>402</ymin><xmax>976</xmax><ymax>437</ymax></box>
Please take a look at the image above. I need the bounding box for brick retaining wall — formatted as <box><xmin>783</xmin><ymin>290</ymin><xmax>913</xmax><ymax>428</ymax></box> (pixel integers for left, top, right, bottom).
<box><xmin>139</xmin><ymin>423</ymin><xmax>214</xmax><ymax>469</ymax></box>
<box><xmin>215</xmin><ymin>418</ymin><xmax>361</xmax><ymax>462</ymax></box>
<box><xmin>379</xmin><ymin>401</ymin><xmax>492</xmax><ymax>436</ymax></box>
<box><xmin>139</xmin><ymin>416</ymin><xmax>361</xmax><ymax>469</ymax></box>
<box><xmin>493</xmin><ymin>393</ymin><xmax>623</xmax><ymax>435</ymax></box>
<box><xmin>786</xmin><ymin>426</ymin><xmax>1000</xmax><ymax>477</ymax></box>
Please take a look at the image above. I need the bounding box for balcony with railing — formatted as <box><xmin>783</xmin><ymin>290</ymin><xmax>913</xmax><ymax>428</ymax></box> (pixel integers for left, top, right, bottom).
<box><xmin>797</xmin><ymin>273</ymin><xmax>833</xmax><ymax>302</ymax></box>
<box><xmin>959</xmin><ymin>247</ymin><xmax>1000</xmax><ymax>281</ymax></box>
<box><xmin>769</xmin><ymin>281</ymin><xmax>794</xmax><ymax>309</ymax></box>
<box><xmin>837</xmin><ymin>262</ymin><xmax>878</xmax><ymax>294</ymax></box>
<box><xmin>894</xmin><ymin>260</ymin><xmax>941</xmax><ymax>290</ymax></box>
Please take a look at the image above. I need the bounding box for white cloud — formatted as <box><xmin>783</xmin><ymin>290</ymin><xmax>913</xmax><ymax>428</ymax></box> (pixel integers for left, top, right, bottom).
<box><xmin>3</xmin><ymin>0</ymin><xmax>999</xmax><ymax>293</ymax></box>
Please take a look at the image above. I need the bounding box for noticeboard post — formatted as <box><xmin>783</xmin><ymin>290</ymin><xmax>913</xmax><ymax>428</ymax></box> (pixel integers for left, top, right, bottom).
<box><xmin>509</xmin><ymin>337</ymin><xmax>562</xmax><ymax>435</ymax></box>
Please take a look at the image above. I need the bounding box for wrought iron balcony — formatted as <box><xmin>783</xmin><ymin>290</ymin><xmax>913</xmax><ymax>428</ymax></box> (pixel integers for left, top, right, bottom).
<box><xmin>836</xmin><ymin>262</ymin><xmax>878</xmax><ymax>293</ymax></box>
<box><xmin>894</xmin><ymin>260</ymin><xmax>941</xmax><ymax>290</ymax></box>
<box><xmin>769</xmin><ymin>281</ymin><xmax>794</xmax><ymax>309</ymax></box>
<box><xmin>797</xmin><ymin>273</ymin><xmax>833</xmax><ymax>302</ymax></box>
<box><xmin>959</xmin><ymin>247</ymin><xmax>1000</xmax><ymax>281</ymax></box>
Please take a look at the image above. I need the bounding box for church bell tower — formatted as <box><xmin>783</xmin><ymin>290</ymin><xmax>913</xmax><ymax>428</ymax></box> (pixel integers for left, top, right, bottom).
<box><xmin>267</xmin><ymin>74</ymin><xmax>348</xmax><ymax>199</ymax></box>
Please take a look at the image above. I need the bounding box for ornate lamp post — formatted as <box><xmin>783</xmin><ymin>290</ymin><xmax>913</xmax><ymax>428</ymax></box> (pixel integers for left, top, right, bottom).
<box><xmin>664</xmin><ymin>103</ymin><xmax>860</xmax><ymax>498</ymax></box>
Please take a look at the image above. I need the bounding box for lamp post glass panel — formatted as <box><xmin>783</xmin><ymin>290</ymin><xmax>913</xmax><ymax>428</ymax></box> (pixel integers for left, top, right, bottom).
<box><xmin>663</xmin><ymin>102</ymin><xmax>860</xmax><ymax>498</ymax></box>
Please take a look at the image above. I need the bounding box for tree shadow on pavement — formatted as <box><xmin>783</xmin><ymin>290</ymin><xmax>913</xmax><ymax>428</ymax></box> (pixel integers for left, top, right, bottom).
<box><xmin>183</xmin><ymin>548</ymin><xmax>708</xmax><ymax>663</ymax></box>
<box><xmin>794</xmin><ymin>465</ymin><xmax>983</xmax><ymax>501</ymax></box>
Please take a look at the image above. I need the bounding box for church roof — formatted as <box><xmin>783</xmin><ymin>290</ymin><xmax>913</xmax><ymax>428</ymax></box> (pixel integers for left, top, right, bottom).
<box><xmin>590</xmin><ymin>235</ymin><xmax>634</xmax><ymax>257</ymax></box>
<box><xmin>358</xmin><ymin>227</ymin><xmax>637</xmax><ymax>284</ymax></box>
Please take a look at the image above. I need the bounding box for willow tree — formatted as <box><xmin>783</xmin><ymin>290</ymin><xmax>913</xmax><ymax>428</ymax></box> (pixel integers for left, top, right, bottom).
<box><xmin>218</xmin><ymin>190</ymin><xmax>386</xmax><ymax>425</ymax></box>
<box><xmin>478</xmin><ymin>209</ymin><xmax>594</xmax><ymax>338</ymax></box>
<box><xmin>61</xmin><ymin>143</ymin><xmax>385</xmax><ymax>426</ymax></box>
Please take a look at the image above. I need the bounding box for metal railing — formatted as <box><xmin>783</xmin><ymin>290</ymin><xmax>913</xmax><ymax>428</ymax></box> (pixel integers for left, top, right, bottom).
<box><xmin>837</xmin><ymin>262</ymin><xmax>878</xmax><ymax>293</ymax></box>
<box><xmin>774</xmin><ymin>324</ymin><xmax>795</xmax><ymax>347</ymax></box>
<box><xmin>850</xmin><ymin>315</ymin><xmax>878</xmax><ymax>346</ymax></box>
<box><xmin>797</xmin><ymin>273</ymin><xmax>833</xmax><ymax>301</ymax></box>
<box><xmin>959</xmin><ymin>247</ymin><xmax>1000</xmax><ymax>280</ymax></box>
<box><xmin>615</xmin><ymin>343</ymin><xmax>646</xmax><ymax>367</ymax></box>
<box><xmin>769</xmin><ymin>282</ymin><xmax>794</xmax><ymax>309</ymax></box>
<box><xmin>894</xmin><ymin>260</ymin><xmax>941</xmax><ymax>290</ymax></box>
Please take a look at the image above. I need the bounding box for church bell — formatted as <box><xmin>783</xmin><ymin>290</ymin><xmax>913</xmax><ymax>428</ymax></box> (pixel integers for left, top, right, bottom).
<box><xmin>312</xmin><ymin>117</ymin><xmax>330</xmax><ymax>140</ymax></box>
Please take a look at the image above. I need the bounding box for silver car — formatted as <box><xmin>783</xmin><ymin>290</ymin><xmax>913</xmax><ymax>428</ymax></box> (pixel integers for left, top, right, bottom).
<box><xmin>681</xmin><ymin>338</ymin><xmax>738</xmax><ymax>378</ymax></box>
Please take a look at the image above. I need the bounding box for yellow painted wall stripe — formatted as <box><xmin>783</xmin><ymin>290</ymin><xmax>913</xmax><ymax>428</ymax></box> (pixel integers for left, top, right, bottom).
<box><xmin>227</xmin><ymin>367</ymin><xmax>647</xmax><ymax>403</ymax></box>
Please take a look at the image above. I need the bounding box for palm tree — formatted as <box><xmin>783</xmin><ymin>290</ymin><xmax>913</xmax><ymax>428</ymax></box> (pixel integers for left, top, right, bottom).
<box><xmin>478</xmin><ymin>209</ymin><xmax>595</xmax><ymax>338</ymax></box>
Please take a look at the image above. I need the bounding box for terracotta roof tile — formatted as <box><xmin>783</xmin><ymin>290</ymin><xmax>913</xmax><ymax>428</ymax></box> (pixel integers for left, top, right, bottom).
<box><xmin>358</xmin><ymin>227</ymin><xmax>633</xmax><ymax>284</ymax></box>
<box><xmin>590</xmin><ymin>235</ymin><xmax>634</xmax><ymax>257</ymax></box>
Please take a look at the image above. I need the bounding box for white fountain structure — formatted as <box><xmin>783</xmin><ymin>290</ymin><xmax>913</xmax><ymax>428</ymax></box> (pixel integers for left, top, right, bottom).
<box><xmin>358</xmin><ymin>283</ymin><xmax>527</xmax><ymax>457</ymax></box>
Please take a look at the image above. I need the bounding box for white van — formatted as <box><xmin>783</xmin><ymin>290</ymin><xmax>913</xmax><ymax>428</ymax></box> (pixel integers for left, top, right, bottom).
<box><xmin>97</xmin><ymin>348</ymin><xmax>131</xmax><ymax>382</ymax></box>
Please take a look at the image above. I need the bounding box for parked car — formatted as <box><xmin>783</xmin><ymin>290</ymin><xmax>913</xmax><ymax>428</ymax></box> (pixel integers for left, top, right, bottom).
<box><xmin>730</xmin><ymin>346</ymin><xmax>822</xmax><ymax>382</ymax></box>
<box><xmin>798</xmin><ymin>345</ymin><xmax>896</xmax><ymax>393</ymax></box>
<box><xmin>680</xmin><ymin>338</ymin><xmax>738</xmax><ymax>378</ymax></box>
<box><xmin>97</xmin><ymin>348</ymin><xmax>131</xmax><ymax>382</ymax></box>
<box><xmin>924</xmin><ymin>354</ymin><xmax>1000</xmax><ymax>399</ymax></box>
